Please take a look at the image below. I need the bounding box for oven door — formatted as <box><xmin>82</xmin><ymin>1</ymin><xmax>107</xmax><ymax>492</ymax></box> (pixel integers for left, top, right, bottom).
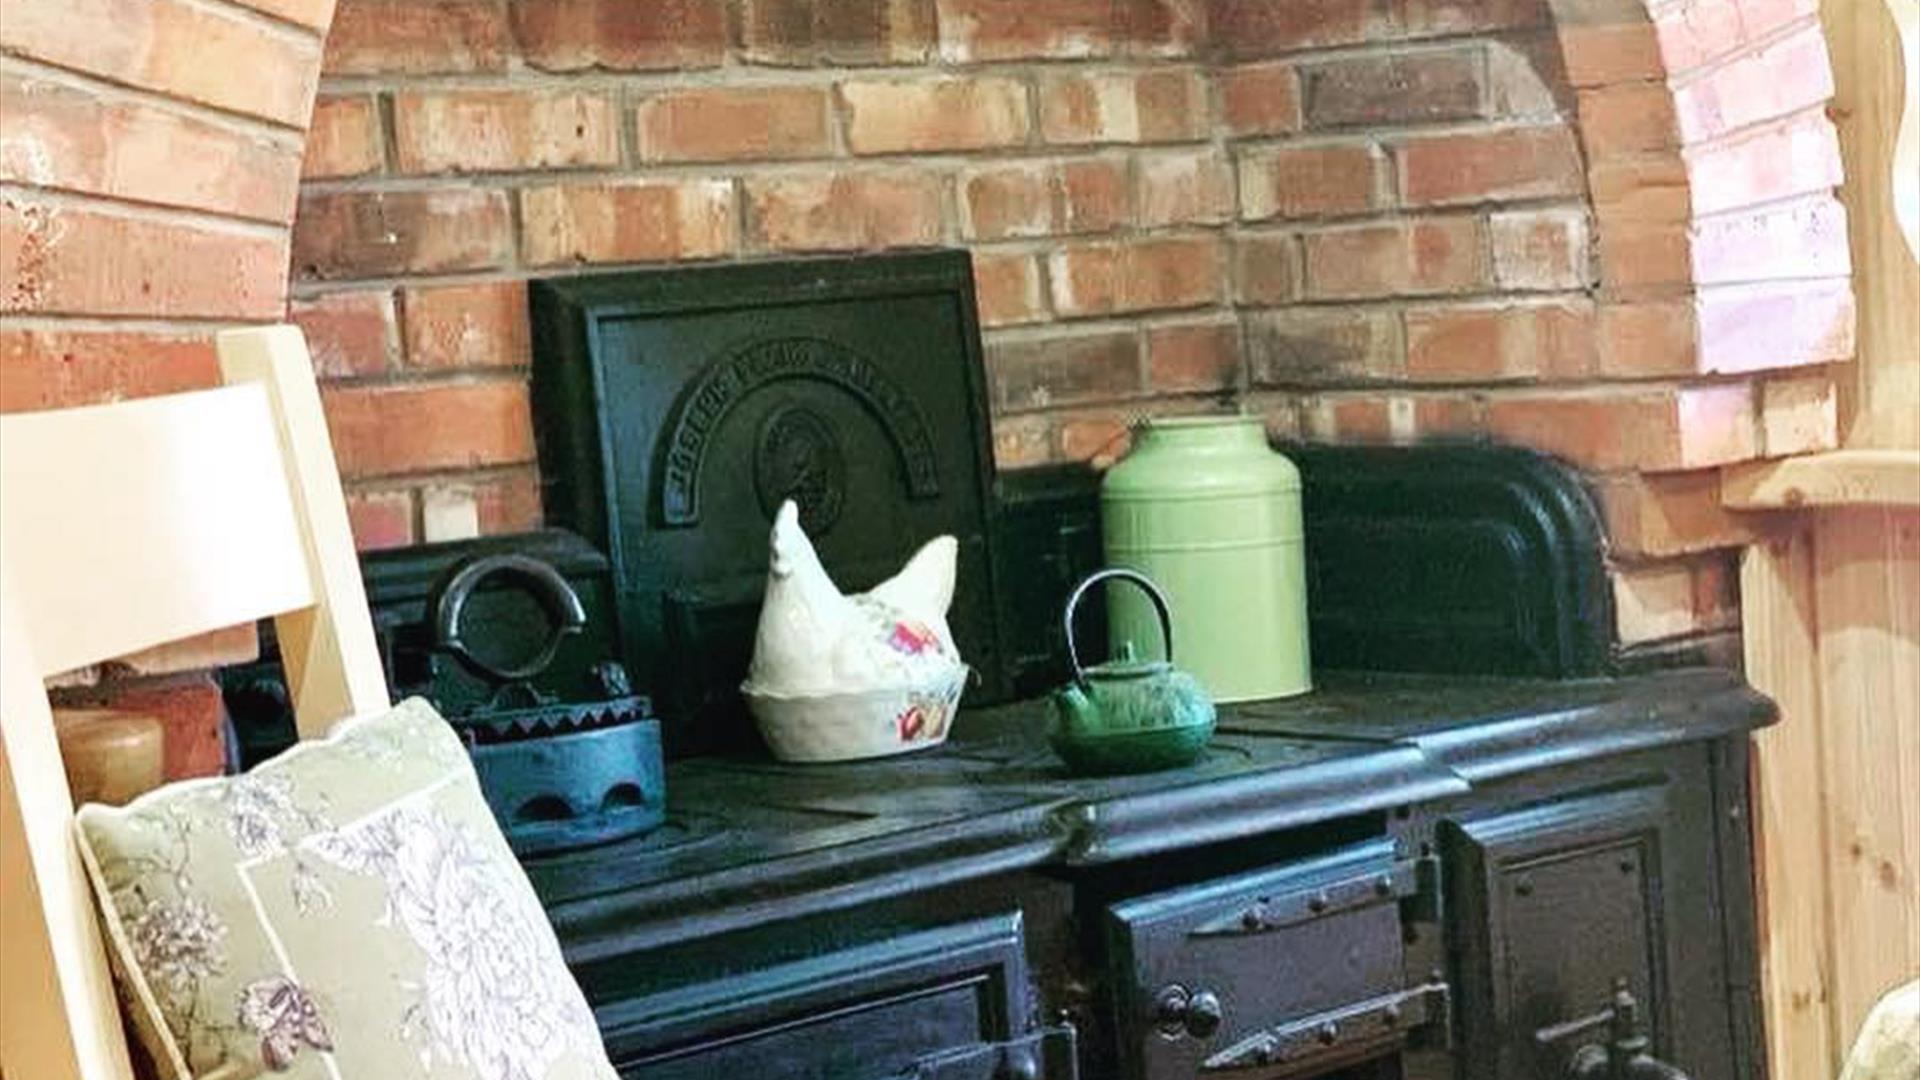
<box><xmin>1106</xmin><ymin>840</ymin><xmax>1448</xmax><ymax>1079</ymax></box>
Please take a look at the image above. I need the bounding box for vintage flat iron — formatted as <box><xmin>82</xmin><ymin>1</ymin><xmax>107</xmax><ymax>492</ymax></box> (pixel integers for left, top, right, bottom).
<box><xmin>427</xmin><ymin>552</ymin><xmax>666</xmax><ymax>855</ymax></box>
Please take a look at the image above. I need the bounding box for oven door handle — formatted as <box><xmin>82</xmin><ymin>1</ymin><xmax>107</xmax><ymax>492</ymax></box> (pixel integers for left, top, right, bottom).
<box><xmin>1200</xmin><ymin>980</ymin><xmax>1450</xmax><ymax>1075</ymax></box>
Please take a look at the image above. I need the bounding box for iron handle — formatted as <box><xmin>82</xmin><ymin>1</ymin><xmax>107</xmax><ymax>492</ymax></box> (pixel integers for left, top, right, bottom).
<box><xmin>1545</xmin><ymin>980</ymin><xmax>1694</xmax><ymax>1080</ymax></box>
<box><xmin>428</xmin><ymin>552</ymin><xmax>587</xmax><ymax>681</ymax></box>
<box><xmin>1201</xmin><ymin>980</ymin><xmax>1450</xmax><ymax>1074</ymax></box>
<box><xmin>1062</xmin><ymin>568</ymin><xmax>1176</xmax><ymax>688</ymax></box>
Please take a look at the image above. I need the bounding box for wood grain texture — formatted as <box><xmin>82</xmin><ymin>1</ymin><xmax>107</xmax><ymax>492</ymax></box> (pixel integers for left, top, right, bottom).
<box><xmin>1724</xmin><ymin>449</ymin><xmax>1920</xmax><ymax>509</ymax></box>
<box><xmin>1743</xmin><ymin>529</ymin><xmax>1839</xmax><ymax>1076</ymax></box>
<box><xmin>1825</xmin><ymin>0</ymin><xmax>1920</xmax><ymax>450</ymax></box>
<box><xmin>1815</xmin><ymin>507</ymin><xmax>1920</xmax><ymax>1048</ymax></box>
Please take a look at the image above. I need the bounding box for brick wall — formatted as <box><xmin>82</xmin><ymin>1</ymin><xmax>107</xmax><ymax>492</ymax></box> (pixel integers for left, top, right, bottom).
<box><xmin>1</xmin><ymin>0</ymin><xmax>1852</xmax><ymax>691</ymax></box>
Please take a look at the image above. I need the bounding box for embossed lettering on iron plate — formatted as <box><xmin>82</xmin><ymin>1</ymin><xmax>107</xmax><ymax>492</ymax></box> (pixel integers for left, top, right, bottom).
<box><xmin>660</xmin><ymin>337</ymin><xmax>940</xmax><ymax>526</ymax></box>
<box><xmin>755</xmin><ymin>405</ymin><xmax>845</xmax><ymax>533</ymax></box>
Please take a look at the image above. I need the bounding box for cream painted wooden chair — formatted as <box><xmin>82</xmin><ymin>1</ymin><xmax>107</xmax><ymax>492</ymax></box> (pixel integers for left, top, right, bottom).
<box><xmin>0</xmin><ymin>327</ymin><xmax>390</xmax><ymax>1080</ymax></box>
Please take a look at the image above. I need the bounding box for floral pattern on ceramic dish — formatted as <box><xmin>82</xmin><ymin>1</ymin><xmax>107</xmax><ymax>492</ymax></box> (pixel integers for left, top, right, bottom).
<box><xmin>75</xmin><ymin>697</ymin><xmax>616</xmax><ymax>1080</ymax></box>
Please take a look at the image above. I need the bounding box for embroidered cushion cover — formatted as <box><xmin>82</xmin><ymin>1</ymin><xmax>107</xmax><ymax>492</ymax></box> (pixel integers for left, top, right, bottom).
<box><xmin>75</xmin><ymin>698</ymin><xmax>617</xmax><ymax>1080</ymax></box>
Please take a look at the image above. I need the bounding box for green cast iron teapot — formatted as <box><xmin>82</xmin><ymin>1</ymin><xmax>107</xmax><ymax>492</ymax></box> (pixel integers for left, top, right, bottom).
<box><xmin>1050</xmin><ymin>568</ymin><xmax>1216</xmax><ymax>775</ymax></box>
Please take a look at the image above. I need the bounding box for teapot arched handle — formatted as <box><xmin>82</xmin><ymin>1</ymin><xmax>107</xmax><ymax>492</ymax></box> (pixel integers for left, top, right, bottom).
<box><xmin>1063</xmin><ymin>568</ymin><xmax>1175</xmax><ymax>690</ymax></box>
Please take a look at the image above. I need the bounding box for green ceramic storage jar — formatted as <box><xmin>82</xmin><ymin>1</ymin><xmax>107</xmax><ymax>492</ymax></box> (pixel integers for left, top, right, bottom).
<box><xmin>1101</xmin><ymin>416</ymin><xmax>1310</xmax><ymax>702</ymax></box>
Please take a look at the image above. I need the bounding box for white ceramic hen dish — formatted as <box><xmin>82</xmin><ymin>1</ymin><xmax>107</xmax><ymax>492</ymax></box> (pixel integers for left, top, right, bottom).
<box><xmin>745</xmin><ymin>666</ymin><xmax>968</xmax><ymax>762</ymax></box>
<box><xmin>742</xmin><ymin>498</ymin><xmax>969</xmax><ymax>762</ymax></box>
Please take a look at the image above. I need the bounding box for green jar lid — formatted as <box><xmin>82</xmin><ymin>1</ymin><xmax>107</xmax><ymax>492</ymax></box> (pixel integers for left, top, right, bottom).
<box><xmin>1102</xmin><ymin>415</ymin><xmax>1301</xmax><ymax>500</ymax></box>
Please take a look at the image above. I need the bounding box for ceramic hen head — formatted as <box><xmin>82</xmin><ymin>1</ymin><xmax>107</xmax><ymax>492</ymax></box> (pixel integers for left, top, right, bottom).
<box><xmin>745</xmin><ymin>500</ymin><xmax>961</xmax><ymax>696</ymax></box>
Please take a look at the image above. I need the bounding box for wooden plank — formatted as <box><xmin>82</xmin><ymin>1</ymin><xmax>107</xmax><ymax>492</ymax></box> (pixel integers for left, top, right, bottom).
<box><xmin>1814</xmin><ymin>507</ymin><xmax>1920</xmax><ymax>1053</ymax></box>
<box><xmin>0</xmin><ymin>570</ymin><xmax>136</xmax><ymax>1080</ymax></box>
<box><xmin>1825</xmin><ymin>0</ymin><xmax>1920</xmax><ymax>449</ymax></box>
<box><xmin>1743</xmin><ymin>528</ymin><xmax>1840</xmax><ymax>1077</ymax></box>
<box><xmin>0</xmin><ymin>383</ymin><xmax>314</xmax><ymax>678</ymax></box>
<box><xmin>1723</xmin><ymin>449</ymin><xmax>1920</xmax><ymax>510</ymax></box>
<box><xmin>217</xmin><ymin>326</ymin><xmax>390</xmax><ymax>736</ymax></box>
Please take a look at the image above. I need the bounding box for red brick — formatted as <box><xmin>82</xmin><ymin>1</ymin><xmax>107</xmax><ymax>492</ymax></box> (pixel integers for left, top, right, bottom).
<box><xmin>1039</xmin><ymin>69</ymin><xmax>1209</xmax><ymax>145</ymax></box>
<box><xmin>1057</xmin><ymin>408</ymin><xmax>1134</xmax><ymax>464</ymax></box>
<box><xmin>325</xmin><ymin>0</ymin><xmax>509</xmax><ymax>75</ymax></box>
<box><xmin>738</xmin><ymin>0</ymin><xmax>813</xmax><ymax>66</ymax></box>
<box><xmin>1695</xmin><ymin>279</ymin><xmax>1855</xmax><ymax>375</ymax></box>
<box><xmin>1302</xmin><ymin>393</ymin><xmax>1394</xmax><ymax>442</ymax></box>
<box><xmin>2</xmin><ymin>198</ymin><xmax>287</xmax><ymax>319</ymax></box>
<box><xmin>813</xmin><ymin>0</ymin><xmax>938</xmax><ymax>65</ymax></box>
<box><xmin>746</xmin><ymin>169</ymin><xmax>942</xmax><ymax>252</ymax></box>
<box><xmin>961</xmin><ymin>163</ymin><xmax>1053</xmax><ymax>240</ymax></box>
<box><xmin>1597</xmin><ymin>299</ymin><xmax>1698</xmax><ymax>377</ymax></box>
<box><xmin>394</xmin><ymin>89</ymin><xmax>619</xmax><ymax>173</ymax></box>
<box><xmin>522</xmin><ymin>180</ymin><xmax>733</xmax><ymax>266</ymax></box>
<box><xmin>986</xmin><ymin>328</ymin><xmax>1141</xmax><ymax>410</ymax></box>
<box><xmin>1238</xmin><ymin>144</ymin><xmax>1382</xmax><ymax>221</ymax></box>
<box><xmin>289</xmin><ymin>290</ymin><xmax>397</xmax><ymax>378</ymax></box>
<box><xmin>511</xmin><ymin>0</ymin><xmax>727</xmax><ymax>70</ymax></box>
<box><xmin>0</xmin><ymin>327</ymin><xmax>218</xmax><ymax>412</ymax></box>
<box><xmin>2</xmin><ymin>0</ymin><xmax>320</xmax><ymax>126</ymax></box>
<box><xmin>1595</xmin><ymin>470</ymin><xmax>1760</xmax><ymax>558</ymax></box>
<box><xmin>1689</xmin><ymin>195</ymin><xmax>1850</xmax><ymax>285</ymax></box>
<box><xmin>323</xmin><ymin>379</ymin><xmax>535</xmax><ymax>478</ymax></box>
<box><xmin>1758</xmin><ymin>369</ymin><xmax>1838</xmax><ymax>456</ymax></box>
<box><xmin>1685</xmin><ymin>110</ymin><xmax>1843</xmax><ymax>217</ymax></box>
<box><xmin>229</xmin><ymin>0</ymin><xmax>334</xmax><ymax>30</ymax></box>
<box><xmin>303</xmin><ymin>95</ymin><xmax>383</xmax><ymax>181</ymax></box>
<box><xmin>0</xmin><ymin>72</ymin><xmax>302</xmax><ymax>223</ymax></box>
<box><xmin>992</xmin><ymin>412</ymin><xmax>1053</xmax><ymax>469</ymax></box>
<box><xmin>473</xmin><ymin>467</ymin><xmax>545</xmax><ymax>534</ymax></box>
<box><xmin>1486</xmin><ymin>384</ymin><xmax>1756</xmax><ymax>471</ymax></box>
<box><xmin>842</xmin><ymin>76</ymin><xmax>1029</xmax><ymax>154</ymax></box>
<box><xmin>1137</xmin><ymin>149</ymin><xmax>1233</xmax><ymax>228</ymax></box>
<box><xmin>1396</xmin><ymin>125</ymin><xmax>1584</xmax><ymax>207</ymax></box>
<box><xmin>971</xmin><ymin>251</ymin><xmax>1046</xmax><ymax>328</ymax></box>
<box><xmin>345</xmin><ymin>488</ymin><xmax>417</xmax><ymax>550</ymax></box>
<box><xmin>1651</xmin><ymin>0</ymin><xmax>1748</xmax><ymax>73</ymax></box>
<box><xmin>1588</xmin><ymin>153</ymin><xmax>1692</xmax><ymax>224</ymax></box>
<box><xmin>1673</xmin><ymin>22</ymin><xmax>1833</xmax><ymax>143</ymax></box>
<box><xmin>1148</xmin><ymin>320</ymin><xmax>1240</xmax><ymax>393</ymax></box>
<box><xmin>1576</xmin><ymin>82</ymin><xmax>1681</xmax><ymax>157</ymax></box>
<box><xmin>1232</xmin><ymin>232</ymin><xmax>1298</xmax><ymax>305</ymax></box>
<box><xmin>1211</xmin><ymin>0</ymin><xmax>1372</xmax><ymax>56</ymax></box>
<box><xmin>1301</xmin><ymin>47</ymin><xmax>1483</xmax><ymax>128</ymax></box>
<box><xmin>636</xmin><ymin>86</ymin><xmax>831</xmax><ymax>163</ymax></box>
<box><xmin>401</xmin><ymin>280</ymin><xmax>531</xmax><ymax>369</ymax></box>
<box><xmin>1047</xmin><ymin>235</ymin><xmax>1223</xmax><ymax>317</ymax></box>
<box><xmin>1404</xmin><ymin>299</ymin><xmax>1596</xmax><ymax>382</ymax></box>
<box><xmin>1389</xmin><ymin>0</ymin><xmax>1546</xmax><ymax>37</ymax></box>
<box><xmin>1300</xmin><ymin>218</ymin><xmax>1487</xmax><ymax>300</ymax></box>
<box><xmin>1220</xmin><ymin>63</ymin><xmax>1302</xmax><ymax>138</ymax></box>
<box><xmin>1123</xmin><ymin>0</ymin><xmax>1207</xmax><ymax>57</ymax></box>
<box><xmin>1411</xmin><ymin>395</ymin><xmax>1485</xmax><ymax>438</ymax></box>
<box><xmin>1485</xmin><ymin>36</ymin><xmax>1566</xmax><ymax>118</ymax></box>
<box><xmin>53</xmin><ymin>673</ymin><xmax>228</xmax><ymax>780</ymax></box>
<box><xmin>1245</xmin><ymin>307</ymin><xmax>1401</xmax><ymax>386</ymax></box>
<box><xmin>935</xmin><ymin>0</ymin><xmax>1115</xmax><ymax>61</ymax></box>
<box><xmin>1558</xmin><ymin>21</ymin><xmax>1665</xmax><ymax>87</ymax></box>
<box><xmin>1612</xmin><ymin>560</ymin><xmax>1705</xmax><ymax>644</ymax></box>
<box><xmin>1060</xmin><ymin>158</ymin><xmax>1132</xmax><ymax>232</ymax></box>
<box><xmin>292</xmin><ymin>189</ymin><xmax>511</xmax><ymax>279</ymax></box>
<box><xmin>1490</xmin><ymin>208</ymin><xmax>1590</xmax><ymax>290</ymax></box>
<box><xmin>1595</xmin><ymin>219</ymin><xmax>1693</xmax><ymax>289</ymax></box>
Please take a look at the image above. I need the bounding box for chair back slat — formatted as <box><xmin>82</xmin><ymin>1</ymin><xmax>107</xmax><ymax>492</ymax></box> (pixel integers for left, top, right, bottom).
<box><xmin>0</xmin><ymin>326</ymin><xmax>391</xmax><ymax>1080</ymax></box>
<box><xmin>0</xmin><ymin>382</ymin><xmax>314</xmax><ymax>677</ymax></box>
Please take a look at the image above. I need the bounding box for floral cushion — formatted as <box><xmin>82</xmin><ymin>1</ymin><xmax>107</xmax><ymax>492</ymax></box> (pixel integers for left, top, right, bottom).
<box><xmin>75</xmin><ymin>697</ymin><xmax>617</xmax><ymax>1080</ymax></box>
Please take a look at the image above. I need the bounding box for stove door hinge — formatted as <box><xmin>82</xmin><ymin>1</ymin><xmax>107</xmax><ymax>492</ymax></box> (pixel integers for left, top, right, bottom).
<box><xmin>896</xmin><ymin>1023</ymin><xmax>1079</xmax><ymax>1080</ymax></box>
<box><xmin>1189</xmin><ymin>853</ymin><xmax>1441</xmax><ymax>938</ymax></box>
<box><xmin>1200</xmin><ymin>980</ymin><xmax>1451</xmax><ymax>1076</ymax></box>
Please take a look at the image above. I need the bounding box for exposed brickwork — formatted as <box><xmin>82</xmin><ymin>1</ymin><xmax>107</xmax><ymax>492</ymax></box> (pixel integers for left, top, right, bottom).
<box><xmin>0</xmin><ymin>0</ymin><xmax>1858</xmax><ymax>701</ymax></box>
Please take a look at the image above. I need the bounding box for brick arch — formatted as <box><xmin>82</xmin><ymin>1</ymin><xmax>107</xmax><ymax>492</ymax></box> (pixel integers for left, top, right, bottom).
<box><xmin>1545</xmin><ymin>0</ymin><xmax>1853</xmax><ymax>427</ymax></box>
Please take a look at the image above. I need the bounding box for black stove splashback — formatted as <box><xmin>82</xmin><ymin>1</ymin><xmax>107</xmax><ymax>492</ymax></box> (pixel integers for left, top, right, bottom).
<box><xmin>530</xmin><ymin>252</ymin><xmax>1004</xmax><ymax>757</ymax></box>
